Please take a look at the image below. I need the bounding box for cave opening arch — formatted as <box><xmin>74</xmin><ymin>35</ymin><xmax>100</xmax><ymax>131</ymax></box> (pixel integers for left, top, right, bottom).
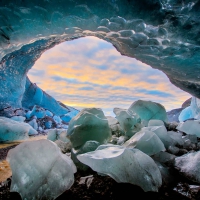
<box><xmin>0</xmin><ymin>0</ymin><xmax>200</xmax><ymax>116</ymax></box>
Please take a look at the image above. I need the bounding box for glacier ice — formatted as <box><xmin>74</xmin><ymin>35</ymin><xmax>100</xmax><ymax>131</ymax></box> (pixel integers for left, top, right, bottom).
<box><xmin>106</xmin><ymin>116</ymin><xmax>125</xmax><ymax>137</ymax></box>
<box><xmin>143</xmin><ymin>126</ymin><xmax>175</xmax><ymax>149</ymax></box>
<box><xmin>155</xmin><ymin>161</ymin><xmax>175</xmax><ymax>185</ymax></box>
<box><xmin>176</xmin><ymin>120</ymin><xmax>200</xmax><ymax>137</ymax></box>
<box><xmin>0</xmin><ymin>0</ymin><xmax>200</xmax><ymax>114</ymax></box>
<box><xmin>148</xmin><ymin>120</ymin><xmax>164</xmax><ymax>127</ymax></box>
<box><xmin>28</xmin><ymin>118</ymin><xmax>38</xmax><ymax>131</ymax></box>
<box><xmin>77</xmin><ymin>144</ymin><xmax>162</xmax><ymax>192</ymax></box>
<box><xmin>47</xmin><ymin>129</ymin><xmax>70</xmax><ymax>143</ymax></box>
<box><xmin>7</xmin><ymin>139</ymin><xmax>76</xmax><ymax>200</ymax></box>
<box><xmin>61</xmin><ymin>108</ymin><xmax>79</xmax><ymax>123</ymax></box>
<box><xmin>128</xmin><ymin>100</ymin><xmax>168</xmax><ymax>122</ymax></box>
<box><xmin>10</xmin><ymin>116</ymin><xmax>25</xmax><ymax>122</ymax></box>
<box><xmin>178</xmin><ymin>106</ymin><xmax>193</xmax><ymax>122</ymax></box>
<box><xmin>67</xmin><ymin>108</ymin><xmax>111</xmax><ymax>148</ymax></box>
<box><xmin>0</xmin><ymin>117</ymin><xmax>29</xmax><ymax>142</ymax></box>
<box><xmin>175</xmin><ymin>151</ymin><xmax>200</xmax><ymax>184</ymax></box>
<box><xmin>123</xmin><ymin>130</ymin><xmax>165</xmax><ymax>156</ymax></box>
<box><xmin>54</xmin><ymin>140</ymin><xmax>72</xmax><ymax>153</ymax></box>
<box><xmin>106</xmin><ymin>116</ymin><xmax>124</xmax><ymax>137</ymax></box>
<box><xmin>167</xmin><ymin>131</ymin><xmax>184</xmax><ymax>146</ymax></box>
<box><xmin>0</xmin><ymin>117</ymin><xmax>38</xmax><ymax>142</ymax></box>
<box><xmin>151</xmin><ymin>151</ymin><xmax>176</xmax><ymax>166</ymax></box>
<box><xmin>113</xmin><ymin>108</ymin><xmax>141</xmax><ymax>137</ymax></box>
<box><xmin>71</xmin><ymin>140</ymin><xmax>100</xmax><ymax>171</ymax></box>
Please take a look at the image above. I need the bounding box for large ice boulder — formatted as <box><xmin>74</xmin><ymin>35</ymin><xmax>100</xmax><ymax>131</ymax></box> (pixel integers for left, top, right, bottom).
<box><xmin>67</xmin><ymin>108</ymin><xmax>111</xmax><ymax>148</ymax></box>
<box><xmin>77</xmin><ymin>145</ymin><xmax>162</xmax><ymax>192</ymax></box>
<box><xmin>7</xmin><ymin>139</ymin><xmax>76</xmax><ymax>200</ymax></box>
<box><xmin>113</xmin><ymin>108</ymin><xmax>141</xmax><ymax>137</ymax></box>
<box><xmin>176</xmin><ymin>120</ymin><xmax>200</xmax><ymax>137</ymax></box>
<box><xmin>175</xmin><ymin>151</ymin><xmax>200</xmax><ymax>184</ymax></box>
<box><xmin>0</xmin><ymin>117</ymin><xmax>38</xmax><ymax>142</ymax></box>
<box><xmin>123</xmin><ymin>130</ymin><xmax>165</xmax><ymax>156</ymax></box>
<box><xmin>128</xmin><ymin>100</ymin><xmax>168</xmax><ymax>122</ymax></box>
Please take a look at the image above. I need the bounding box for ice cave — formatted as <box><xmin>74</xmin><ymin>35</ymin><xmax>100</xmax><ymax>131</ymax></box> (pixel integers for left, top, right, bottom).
<box><xmin>1</xmin><ymin>0</ymin><xmax>200</xmax><ymax>199</ymax></box>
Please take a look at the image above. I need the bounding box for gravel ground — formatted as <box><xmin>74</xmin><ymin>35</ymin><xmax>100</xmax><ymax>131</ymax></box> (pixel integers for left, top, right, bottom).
<box><xmin>0</xmin><ymin>145</ymin><xmax>18</xmax><ymax>162</ymax></box>
<box><xmin>0</xmin><ymin>169</ymin><xmax>199</xmax><ymax>200</ymax></box>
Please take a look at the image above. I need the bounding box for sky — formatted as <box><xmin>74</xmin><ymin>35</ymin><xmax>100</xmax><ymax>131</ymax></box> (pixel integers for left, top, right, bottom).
<box><xmin>28</xmin><ymin>36</ymin><xmax>191</xmax><ymax>116</ymax></box>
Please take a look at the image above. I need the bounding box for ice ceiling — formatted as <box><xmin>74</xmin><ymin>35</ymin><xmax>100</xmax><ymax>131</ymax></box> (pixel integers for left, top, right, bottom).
<box><xmin>0</xmin><ymin>0</ymin><xmax>200</xmax><ymax>113</ymax></box>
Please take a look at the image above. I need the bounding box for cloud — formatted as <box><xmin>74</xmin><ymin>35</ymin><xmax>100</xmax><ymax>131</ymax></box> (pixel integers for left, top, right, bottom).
<box><xmin>28</xmin><ymin>36</ymin><xmax>191</xmax><ymax>115</ymax></box>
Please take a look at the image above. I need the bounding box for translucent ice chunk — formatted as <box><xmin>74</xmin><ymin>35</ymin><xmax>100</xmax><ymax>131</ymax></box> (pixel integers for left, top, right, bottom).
<box><xmin>167</xmin><ymin>131</ymin><xmax>184</xmax><ymax>146</ymax></box>
<box><xmin>148</xmin><ymin>120</ymin><xmax>164</xmax><ymax>127</ymax></box>
<box><xmin>28</xmin><ymin>118</ymin><xmax>38</xmax><ymax>130</ymax></box>
<box><xmin>123</xmin><ymin>130</ymin><xmax>165</xmax><ymax>156</ymax></box>
<box><xmin>61</xmin><ymin>109</ymin><xmax>79</xmax><ymax>123</ymax></box>
<box><xmin>106</xmin><ymin>116</ymin><xmax>124</xmax><ymax>136</ymax></box>
<box><xmin>47</xmin><ymin>129</ymin><xmax>69</xmax><ymax>143</ymax></box>
<box><xmin>128</xmin><ymin>100</ymin><xmax>168</xmax><ymax>122</ymax></box>
<box><xmin>176</xmin><ymin>120</ymin><xmax>200</xmax><ymax>137</ymax></box>
<box><xmin>77</xmin><ymin>145</ymin><xmax>162</xmax><ymax>192</ymax></box>
<box><xmin>29</xmin><ymin>105</ymin><xmax>46</xmax><ymax>119</ymax></box>
<box><xmin>11</xmin><ymin>116</ymin><xmax>25</xmax><ymax>122</ymax></box>
<box><xmin>67</xmin><ymin>108</ymin><xmax>111</xmax><ymax>148</ymax></box>
<box><xmin>113</xmin><ymin>108</ymin><xmax>141</xmax><ymax>137</ymax></box>
<box><xmin>7</xmin><ymin>139</ymin><xmax>76</xmax><ymax>200</ymax></box>
<box><xmin>175</xmin><ymin>151</ymin><xmax>200</xmax><ymax>184</ymax></box>
<box><xmin>0</xmin><ymin>117</ymin><xmax>38</xmax><ymax>142</ymax></box>
<box><xmin>151</xmin><ymin>151</ymin><xmax>176</xmax><ymax>165</ymax></box>
<box><xmin>71</xmin><ymin>140</ymin><xmax>100</xmax><ymax>171</ymax></box>
<box><xmin>0</xmin><ymin>117</ymin><xmax>29</xmax><ymax>142</ymax></box>
<box><xmin>53</xmin><ymin>115</ymin><xmax>62</xmax><ymax>124</ymax></box>
<box><xmin>178</xmin><ymin>106</ymin><xmax>193</xmax><ymax>122</ymax></box>
<box><xmin>143</xmin><ymin>126</ymin><xmax>174</xmax><ymax>148</ymax></box>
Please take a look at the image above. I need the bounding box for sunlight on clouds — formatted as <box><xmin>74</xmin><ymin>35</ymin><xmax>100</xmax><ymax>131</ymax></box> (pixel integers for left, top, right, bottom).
<box><xmin>29</xmin><ymin>36</ymin><xmax>191</xmax><ymax>116</ymax></box>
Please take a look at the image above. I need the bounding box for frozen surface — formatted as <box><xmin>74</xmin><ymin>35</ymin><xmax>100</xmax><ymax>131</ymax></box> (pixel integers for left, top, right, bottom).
<box><xmin>123</xmin><ymin>130</ymin><xmax>165</xmax><ymax>156</ymax></box>
<box><xmin>177</xmin><ymin>120</ymin><xmax>200</xmax><ymax>137</ymax></box>
<box><xmin>77</xmin><ymin>145</ymin><xmax>162</xmax><ymax>192</ymax></box>
<box><xmin>7</xmin><ymin>139</ymin><xmax>76</xmax><ymax>200</ymax></box>
<box><xmin>67</xmin><ymin>108</ymin><xmax>111</xmax><ymax>148</ymax></box>
<box><xmin>128</xmin><ymin>100</ymin><xmax>168</xmax><ymax>122</ymax></box>
<box><xmin>175</xmin><ymin>151</ymin><xmax>200</xmax><ymax>184</ymax></box>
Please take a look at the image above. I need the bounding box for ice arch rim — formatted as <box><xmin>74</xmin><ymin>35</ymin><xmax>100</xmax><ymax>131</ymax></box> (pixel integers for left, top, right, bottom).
<box><xmin>0</xmin><ymin>0</ymin><xmax>200</xmax><ymax>115</ymax></box>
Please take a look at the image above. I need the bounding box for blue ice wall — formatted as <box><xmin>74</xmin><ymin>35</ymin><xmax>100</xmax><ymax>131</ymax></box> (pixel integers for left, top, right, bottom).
<box><xmin>0</xmin><ymin>0</ymin><xmax>200</xmax><ymax>112</ymax></box>
<box><xmin>22</xmin><ymin>77</ymin><xmax>70</xmax><ymax>116</ymax></box>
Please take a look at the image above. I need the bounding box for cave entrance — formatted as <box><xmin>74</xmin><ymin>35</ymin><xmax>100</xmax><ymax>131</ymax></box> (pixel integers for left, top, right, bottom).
<box><xmin>29</xmin><ymin>36</ymin><xmax>190</xmax><ymax>116</ymax></box>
